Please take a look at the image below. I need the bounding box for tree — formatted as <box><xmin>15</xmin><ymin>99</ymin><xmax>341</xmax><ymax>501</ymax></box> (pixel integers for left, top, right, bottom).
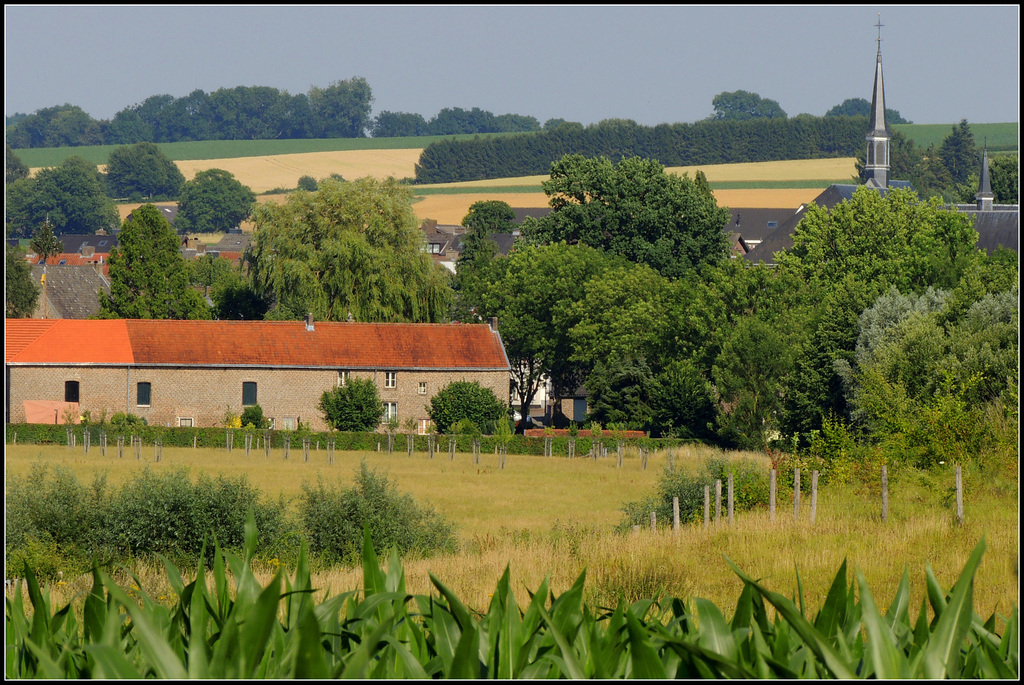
<box><xmin>6</xmin><ymin>144</ymin><xmax>29</xmax><ymax>184</ymax></box>
<box><xmin>105</xmin><ymin>142</ymin><xmax>185</xmax><ymax>200</ymax></box>
<box><xmin>318</xmin><ymin>378</ymin><xmax>384</xmax><ymax>431</ymax></box>
<box><xmin>99</xmin><ymin>204</ymin><xmax>211</xmax><ymax>319</ymax></box>
<box><xmin>246</xmin><ymin>177</ymin><xmax>452</xmax><ymax>322</ymax></box>
<box><xmin>524</xmin><ymin>155</ymin><xmax>730</xmax><ymax>279</ymax></box>
<box><xmin>307</xmin><ymin>77</ymin><xmax>374</xmax><ymax>138</ymax></box>
<box><xmin>824</xmin><ymin>97</ymin><xmax>911</xmax><ymax>124</ymax></box>
<box><xmin>428</xmin><ymin>381</ymin><xmax>508</xmax><ymax>434</ymax></box>
<box><xmin>5</xmin><ymin>156</ymin><xmax>119</xmax><ymax>237</ymax></box>
<box><xmin>5</xmin><ymin>104</ymin><xmax>102</xmax><ymax>148</ymax></box>
<box><xmin>711</xmin><ymin>90</ymin><xmax>786</xmax><ymax>120</ymax></box>
<box><xmin>297</xmin><ymin>175</ymin><xmax>318</xmax><ymax>192</ymax></box>
<box><xmin>989</xmin><ymin>154</ymin><xmax>1018</xmax><ymax>204</ymax></box>
<box><xmin>371</xmin><ymin>111</ymin><xmax>429</xmax><ymax>138</ymax></box>
<box><xmin>6</xmin><ymin>245</ymin><xmax>39</xmax><ymax>318</ymax></box>
<box><xmin>29</xmin><ymin>220</ymin><xmax>62</xmax><ymax>264</ymax></box>
<box><xmin>175</xmin><ymin>169</ymin><xmax>256</xmax><ymax>234</ymax></box>
<box><xmin>584</xmin><ymin>354</ymin><xmax>655</xmax><ymax>431</ymax></box>
<box><xmin>240</xmin><ymin>404</ymin><xmax>271</xmax><ymax>429</ymax></box>
<box><xmin>462</xmin><ymin>200</ymin><xmax>516</xmax><ymax>234</ymax></box>
<box><xmin>939</xmin><ymin>119</ymin><xmax>978</xmax><ymax>186</ymax></box>
<box><xmin>650</xmin><ymin>359</ymin><xmax>717</xmax><ymax>440</ymax></box>
<box><xmin>211</xmin><ymin>271</ymin><xmax>272</xmax><ymax>320</ymax></box>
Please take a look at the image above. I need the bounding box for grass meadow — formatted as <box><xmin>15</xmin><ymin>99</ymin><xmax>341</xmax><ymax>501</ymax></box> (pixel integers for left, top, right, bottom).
<box><xmin>5</xmin><ymin>443</ymin><xmax>1017</xmax><ymax>626</ymax></box>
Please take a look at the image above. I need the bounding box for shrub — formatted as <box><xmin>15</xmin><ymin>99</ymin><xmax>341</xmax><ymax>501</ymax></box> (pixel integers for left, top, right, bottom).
<box><xmin>428</xmin><ymin>380</ymin><xmax>508</xmax><ymax>434</ymax></box>
<box><xmin>318</xmin><ymin>378</ymin><xmax>384</xmax><ymax>431</ymax></box>
<box><xmin>299</xmin><ymin>461</ymin><xmax>457</xmax><ymax>564</ymax></box>
<box><xmin>240</xmin><ymin>403</ymin><xmax>270</xmax><ymax>429</ymax></box>
<box><xmin>109</xmin><ymin>411</ymin><xmax>146</xmax><ymax>431</ymax></box>
<box><xmin>297</xmin><ymin>174</ymin><xmax>318</xmax><ymax>191</ymax></box>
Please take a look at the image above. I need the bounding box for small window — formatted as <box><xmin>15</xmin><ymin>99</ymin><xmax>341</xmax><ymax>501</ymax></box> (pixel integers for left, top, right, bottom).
<box><xmin>385</xmin><ymin>371</ymin><xmax>397</xmax><ymax>389</ymax></box>
<box><xmin>418</xmin><ymin>382</ymin><xmax>427</xmax><ymax>395</ymax></box>
<box><xmin>99</xmin><ymin>240</ymin><xmax>107</xmax><ymax>246</ymax></box>
<box><xmin>383</xmin><ymin>402</ymin><xmax>398</xmax><ymax>422</ymax></box>
<box><xmin>58</xmin><ymin>259</ymin><xmax>67</xmax><ymax>265</ymax></box>
<box><xmin>242</xmin><ymin>382</ymin><xmax>257</xmax><ymax>406</ymax></box>
<box><xmin>178</xmin><ymin>417</ymin><xmax>193</xmax><ymax>428</ymax></box>
<box><xmin>136</xmin><ymin>382</ymin><xmax>151</xmax><ymax>406</ymax></box>
<box><xmin>337</xmin><ymin>371</ymin><xmax>350</xmax><ymax>387</ymax></box>
<box><xmin>64</xmin><ymin>380</ymin><xmax>80</xmax><ymax>403</ymax></box>
<box><xmin>282</xmin><ymin>417</ymin><xmax>296</xmax><ymax>431</ymax></box>
<box><xmin>767</xmin><ymin>221</ymin><xmax>778</xmax><ymax>228</ymax></box>
<box><xmin>418</xmin><ymin>419</ymin><xmax>433</xmax><ymax>435</ymax></box>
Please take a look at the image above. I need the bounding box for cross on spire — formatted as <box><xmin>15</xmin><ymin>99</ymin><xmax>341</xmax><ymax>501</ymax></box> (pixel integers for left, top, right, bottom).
<box><xmin>875</xmin><ymin>13</ymin><xmax>884</xmax><ymax>47</ymax></box>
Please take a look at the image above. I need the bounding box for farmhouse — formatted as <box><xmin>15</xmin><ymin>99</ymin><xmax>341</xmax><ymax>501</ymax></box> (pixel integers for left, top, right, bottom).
<box><xmin>5</xmin><ymin>318</ymin><xmax>510</xmax><ymax>432</ymax></box>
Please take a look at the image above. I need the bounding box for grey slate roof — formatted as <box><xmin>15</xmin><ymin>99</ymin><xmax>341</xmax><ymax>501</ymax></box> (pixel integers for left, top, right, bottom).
<box><xmin>963</xmin><ymin>210</ymin><xmax>1019</xmax><ymax>254</ymax></box>
<box><xmin>125</xmin><ymin>205</ymin><xmax>178</xmax><ymax>227</ymax></box>
<box><xmin>30</xmin><ymin>264</ymin><xmax>110</xmax><ymax>319</ymax></box>
<box><xmin>512</xmin><ymin>208</ymin><xmax>551</xmax><ymax>223</ymax></box>
<box><xmin>212</xmin><ymin>233</ymin><xmax>251</xmax><ymax>253</ymax></box>
<box><xmin>723</xmin><ymin>208</ymin><xmax>797</xmax><ymax>244</ymax></box>
<box><xmin>58</xmin><ymin>234</ymin><xmax>118</xmax><ymax>254</ymax></box>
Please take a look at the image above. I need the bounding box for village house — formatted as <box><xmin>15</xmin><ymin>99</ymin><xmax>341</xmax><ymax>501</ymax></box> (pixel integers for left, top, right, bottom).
<box><xmin>5</xmin><ymin>317</ymin><xmax>510</xmax><ymax>433</ymax></box>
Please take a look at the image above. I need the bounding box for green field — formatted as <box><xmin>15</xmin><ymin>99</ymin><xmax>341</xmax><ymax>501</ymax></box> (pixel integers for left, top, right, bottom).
<box><xmin>893</xmin><ymin>122</ymin><xmax>1018</xmax><ymax>152</ymax></box>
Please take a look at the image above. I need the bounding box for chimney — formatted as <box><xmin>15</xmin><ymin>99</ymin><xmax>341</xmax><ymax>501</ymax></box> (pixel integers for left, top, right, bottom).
<box><xmin>196</xmin><ymin>242</ymin><xmax>206</xmax><ymax>254</ymax></box>
<box><xmin>489</xmin><ymin>316</ymin><xmax>498</xmax><ymax>332</ymax></box>
<box><xmin>305</xmin><ymin>313</ymin><xmax>315</xmax><ymax>331</ymax></box>
<box><xmin>81</xmin><ymin>245</ymin><xmax>95</xmax><ymax>258</ymax></box>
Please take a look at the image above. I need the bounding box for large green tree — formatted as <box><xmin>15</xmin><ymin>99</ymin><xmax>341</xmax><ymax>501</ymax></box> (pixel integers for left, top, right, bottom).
<box><xmin>428</xmin><ymin>380</ymin><xmax>508</xmax><ymax>434</ymax></box>
<box><xmin>246</xmin><ymin>177</ymin><xmax>453</xmax><ymax>322</ymax></box>
<box><xmin>318</xmin><ymin>378</ymin><xmax>385</xmax><ymax>432</ymax></box>
<box><xmin>524</xmin><ymin>155</ymin><xmax>730</xmax><ymax>279</ymax></box>
<box><xmin>175</xmin><ymin>169</ymin><xmax>256</xmax><ymax>234</ymax></box>
<box><xmin>989</xmin><ymin>154</ymin><xmax>1018</xmax><ymax>204</ymax></box>
<box><xmin>462</xmin><ymin>200</ymin><xmax>515</xmax><ymax>234</ymax></box>
<box><xmin>5</xmin><ymin>245</ymin><xmax>39</xmax><ymax>318</ymax></box>
<box><xmin>824</xmin><ymin>97</ymin><xmax>910</xmax><ymax>124</ymax></box>
<box><xmin>105</xmin><ymin>142</ymin><xmax>185</xmax><ymax>200</ymax></box>
<box><xmin>939</xmin><ymin>119</ymin><xmax>978</xmax><ymax>186</ymax></box>
<box><xmin>98</xmin><ymin>204</ymin><xmax>211</xmax><ymax>319</ymax></box>
<box><xmin>6</xmin><ymin>144</ymin><xmax>29</xmax><ymax>184</ymax></box>
<box><xmin>5</xmin><ymin>156</ymin><xmax>119</xmax><ymax>237</ymax></box>
<box><xmin>307</xmin><ymin>77</ymin><xmax>374</xmax><ymax>138</ymax></box>
<box><xmin>711</xmin><ymin>90</ymin><xmax>787</xmax><ymax>120</ymax></box>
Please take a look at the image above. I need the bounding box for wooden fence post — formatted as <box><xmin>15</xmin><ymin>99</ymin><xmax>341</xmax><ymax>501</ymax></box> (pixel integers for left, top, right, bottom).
<box><xmin>955</xmin><ymin>465</ymin><xmax>964</xmax><ymax>525</ymax></box>
<box><xmin>810</xmin><ymin>470</ymin><xmax>819</xmax><ymax>525</ymax></box>
<box><xmin>703</xmin><ymin>485</ymin><xmax>710</xmax><ymax>528</ymax></box>
<box><xmin>881</xmin><ymin>465</ymin><xmax>888</xmax><ymax>523</ymax></box>
<box><xmin>673</xmin><ymin>496</ymin><xmax>680</xmax><ymax>534</ymax></box>
<box><xmin>727</xmin><ymin>473</ymin><xmax>734</xmax><ymax>525</ymax></box>
<box><xmin>769</xmin><ymin>469</ymin><xmax>776</xmax><ymax>521</ymax></box>
<box><xmin>650</xmin><ymin>511</ymin><xmax>656</xmax><ymax>531</ymax></box>
<box><xmin>715</xmin><ymin>479</ymin><xmax>722</xmax><ymax>525</ymax></box>
<box><xmin>793</xmin><ymin>468</ymin><xmax>801</xmax><ymax>521</ymax></box>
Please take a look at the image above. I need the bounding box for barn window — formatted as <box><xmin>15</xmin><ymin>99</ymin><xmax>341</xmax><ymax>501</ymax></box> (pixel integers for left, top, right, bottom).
<box><xmin>137</xmin><ymin>382</ymin><xmax>151</xmax><ymax>406</ymax></box>
<box><xmin>242</xmin><ymin>382</ymin><xmax>257</xmax><ymax>406</ymax></box>
<box><xmin>64</xmin><ymin>381</ymin><xmax>80</xmax><ymax>403</ymax></box>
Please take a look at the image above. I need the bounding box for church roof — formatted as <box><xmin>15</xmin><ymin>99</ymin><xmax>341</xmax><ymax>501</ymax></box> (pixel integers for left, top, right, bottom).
<box><xmin>976</xmin><ymin>147</ymin><xmax>994</xmax><ymax>200</ymax></box>
<box><xmin>868</xmin><ymin>44</ymin><xmax>889</xmax><ymax>137</ymax></box>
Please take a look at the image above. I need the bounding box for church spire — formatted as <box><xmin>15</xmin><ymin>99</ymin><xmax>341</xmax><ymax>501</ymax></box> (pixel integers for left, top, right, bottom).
<box><xmin>864</xmin><ymin>14</ymin><xmax>891</xmax><ymax>188</ymax></box>
<box><xmin>976</xmin><ymin>141</ymin><xmax>994</xmax><ymax>211</ymax></box>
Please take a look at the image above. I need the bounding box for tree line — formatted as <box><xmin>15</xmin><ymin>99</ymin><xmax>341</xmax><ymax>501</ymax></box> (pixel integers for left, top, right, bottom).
<box><xmin>414</xmin><ymin>115</ymin><xmax>875</xmax><ymax>183</ymax></box>
<box><xmin>4</xmin><ymin>81</ymin><xmax>552</xmax><ymax>148</ymax></box>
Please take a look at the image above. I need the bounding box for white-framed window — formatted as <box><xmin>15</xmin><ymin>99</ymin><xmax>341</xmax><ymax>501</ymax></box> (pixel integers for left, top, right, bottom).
<box><xmin>337</xmin><ymin>370</ymin><xmax>350</xmax><ymax>387</ymax></box>
<box><xmin>177</xmin><ymin>417</ymin><xmax>193</xmax><ymax>427</ymax></box>
<box><xmin>418</xmin><ymin>381</ymin><xmax>427</xmax><ymax>395</ymax></box>
<box><xmin>384</xmin><ymin>371</ymin><xmax>397</xmax><ymax>389</ymax></box>
<box><xmin>418</xmin><ymin>419</ymin><xmax>433</xmax><ymax>435</ymax></box>
<box><xmin>282</xmin><ymin>417</ymin><xmax>296</xmax><ymax>431</ymax></box>
<box><xmin>383</xmin><ymin>402</ymin><xmax>398</xmax><ymax>422</ymax></box>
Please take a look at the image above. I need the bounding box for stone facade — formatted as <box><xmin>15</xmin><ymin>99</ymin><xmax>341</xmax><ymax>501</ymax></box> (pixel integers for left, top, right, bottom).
<box><xmin>7</xmin><ymin>364</ymin><xmax>509</xmax><ymax>432</ymax></box>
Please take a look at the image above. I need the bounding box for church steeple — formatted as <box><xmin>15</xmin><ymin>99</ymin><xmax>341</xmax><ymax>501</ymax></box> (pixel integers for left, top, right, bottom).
<box><xmin>975</xmin><ymin>142</ymin><xmax>994</xmax><ymax>211</ymax></box>
<box><xmin>864</xmin><ymin>14</ymin><xmax>891</xmax><ymax>188</ymax></box>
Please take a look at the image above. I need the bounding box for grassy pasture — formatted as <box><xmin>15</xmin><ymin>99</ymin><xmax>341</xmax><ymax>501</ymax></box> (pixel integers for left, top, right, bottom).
<box><xmin>6</xmin><ymin>443</ymin><xmax>1017</xmax><ymax>621</ymax></box>
<box><xmin>893</xmin><ymin>122</ymin><xmax>1018</xmax><ymax>152</ymax></box>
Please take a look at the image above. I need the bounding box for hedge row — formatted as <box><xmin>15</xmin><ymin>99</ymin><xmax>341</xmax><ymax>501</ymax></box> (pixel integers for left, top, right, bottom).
<box><xmin>5</xmin><ymin>423</ymin><xmax>706</xmax><ymax>456</ymax></box>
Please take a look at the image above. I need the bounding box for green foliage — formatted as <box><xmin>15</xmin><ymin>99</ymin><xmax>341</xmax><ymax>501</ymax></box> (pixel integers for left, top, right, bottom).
<box><xmin>6</xmin><ymin>143</ymin><xmax>29</xmax><ymax>183</ymax></box>
<box><xmin>5</xmin><ymin>155</ymin><xmax>118</xmax><ymax>237</ymax></box>
<box><xmin>98</xmin><ymin>204</ymin><xmax>212</xmax><ymax>319</ymax></box>
<box><xmin>299</xmin><ymin>462</ymin><xmax>457</xmax><ymax>564</ymax></box>
<box><xmin>461</xmin><ymin>199</ymin><xmax>515</xmax><ymax>234</ymax></box>
<box><xmin>450</xmin><ymin>418</ymin><xmax>482</xmax><ymax>437</ymax></box>
<box><xmin>307</xmin><ymin>77</ymin><xmax>374</xmax><ymax>138</ymax></box>
<box><xmin>105</xmin><ymin>141</ymin><xmax>185</xmax><ymax>200</ymax></box>
<box><xmin>5</xmin><ymin>244</ymin><xmax>39</xmax><ymax>317</ymax></box>
<box><xmin>620</xmin><ymin>456</ymin><xmax>769</xmax><ymax>530</ymax></box>
<box><xmin>239</xmin><ymin>403</ymin><xmax>270</xmax><ymax>430</ymax></box>
<box><xmin>989</xmin><ymin>153</ymin><xmax>1018</xmax><ymax>203</ymax></box>
<box><xmin>296</xmin><ymin>174</ymin><xmax>318</xmax><ymax>191</ymax></box>
<box><xmin>109</xmin><ymin>411</ymin><xmax>147</xmax><ymax>431</ymax></box>
<box><xmin>175</xmin><ymin>168</ymin><xmax>256</xmax><ymax>233</ymax></box>
<box><xmin>824</xmin><ymin>97</ymin><xmax>911</xmax><ymax>123</ymax></box>
<box><xmin>525</xmin><ymin>155</ymin><xmax>731</xmax><ymax>279</ymax></box>
<box><xmin>584</xmin><ymin>355</ymin><xmax>655</xmax><ymax>432</ymax></box>
<box><xmin>247</xmin><ymin>176</ymin><xmax>452</xmax><ymax>322</ymax></box>
<box><xmin>650</xmin><ymin>359</ymin><xmax>717</xmax><ymax>440</ymax></box>
<box><xmin>318</xmin><ymin>378</ymin><xmax>384</xmax><ymax>432</ymax></box>
<box><xmin>711</xmin><ymin>89</ymin><xmax>787</xmax><ymax>120</ymax></box>
<box><xmin>6</xmin><ymin>529</ymin><xmax>1016</xmax><ymax>679</ymax></box>
<box><xmin>428</xmin><ymin>380</ymin><xmax>508</xmax><ymax>434</ymax></box>
<box><xmin>939</xmin><ymin>119</ymin><xmax>978</xmax><ymax>186</ymax></box>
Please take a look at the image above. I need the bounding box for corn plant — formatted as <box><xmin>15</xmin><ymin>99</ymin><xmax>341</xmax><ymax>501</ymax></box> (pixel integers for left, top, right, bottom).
<box><xmin>6</xmin><ymin>520</ymin><xmax>1017</xmax><ymax>678</ymax></box>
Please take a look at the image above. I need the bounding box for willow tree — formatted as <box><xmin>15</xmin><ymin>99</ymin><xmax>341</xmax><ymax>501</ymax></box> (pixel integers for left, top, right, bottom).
<box><xmin>247</xmin><ymin>177</ymin><xmax>453</xmax><ymax>322</ymax></box>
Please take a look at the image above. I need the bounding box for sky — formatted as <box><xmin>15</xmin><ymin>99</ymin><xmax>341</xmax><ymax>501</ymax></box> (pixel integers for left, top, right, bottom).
<box><xmin>4</xmin><ymin>5</ymin><xmax>1020</xmax><ymax>127</ymax></box>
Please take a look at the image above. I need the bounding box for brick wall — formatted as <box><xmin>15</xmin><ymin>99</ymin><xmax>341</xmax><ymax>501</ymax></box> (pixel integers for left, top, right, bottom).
<box><xmin>7</xmin><ymin>364</ymin><xmax>510</xmax><ymax>431</ymax></box>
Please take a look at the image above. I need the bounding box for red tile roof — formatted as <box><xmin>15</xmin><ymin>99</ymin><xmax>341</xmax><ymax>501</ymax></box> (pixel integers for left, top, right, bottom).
<box><xmin>6</xmin><ymin>319</ymin><xmax>509</xmax><ymax>370</ymax></box>
<box><xmin>28</xmin><ymin>253</ymin><xmax>106</xmax><ymax>266</ymax></box>
<box><xmin>6</xmin><ymin>319</ymin><xmax>133</xmax><ymax>364</ymax></box>
<box><xmin>4</xmin><ymin>319</ymin><xmax>59</xmax><ymax>362</ymax></box>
